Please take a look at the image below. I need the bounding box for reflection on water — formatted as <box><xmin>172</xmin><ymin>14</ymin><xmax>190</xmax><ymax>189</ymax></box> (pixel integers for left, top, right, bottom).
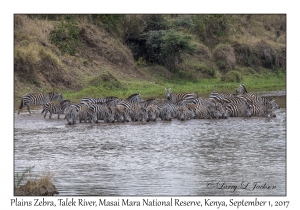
<box><xmin>14</xmin><ymin>96</ymin><xmax>286</xmax><ymax>196</ymax></box>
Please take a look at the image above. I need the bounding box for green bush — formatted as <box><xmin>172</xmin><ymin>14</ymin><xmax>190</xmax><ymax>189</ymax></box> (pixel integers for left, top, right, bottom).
<box><xmin>49</xmin><ymin>15</ymin><xmax>80</xmax><ymax>55</ymax></box>
<box><xmin>221</xmin><ymin>70</ymin><xmax>243</xmax><ymax>82</ymax></box>
<box><xmin>142</xmin><ymin>29</ymin><xmax>197</xmax><ymax>71</ymax></box>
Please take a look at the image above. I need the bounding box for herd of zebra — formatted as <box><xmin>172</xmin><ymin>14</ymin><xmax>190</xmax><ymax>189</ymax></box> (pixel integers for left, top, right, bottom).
<box><xmin>17</xmin><ymin>84</ymin><xmax>280</xmax><ymax>125</ymax></box>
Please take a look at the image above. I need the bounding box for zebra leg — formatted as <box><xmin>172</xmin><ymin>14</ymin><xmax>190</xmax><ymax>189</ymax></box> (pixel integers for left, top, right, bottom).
<box><xmin>26</xmin><ymin>104</ymin><xmax>31</xmax><ymax>114</ymax></box>
<box><xmin>44</xmin><ymin>110</ymin><xmax>48</xmax><ymax>119</ymax></box>
<box><xmin>49</xmin><ymin>112</ymin><xmax>52</xmax><ymax>119</ymax></box>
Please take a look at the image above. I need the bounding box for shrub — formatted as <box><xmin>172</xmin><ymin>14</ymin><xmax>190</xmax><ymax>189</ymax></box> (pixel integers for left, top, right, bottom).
<box><xmin>221</xmin><ymin>70</ymin><xmax>243</xmax><ymax>82</ymax></box>
<box><xmin>142</xmin><ymin>29</ymin><xmax>197</xmax><ymax>71</ymax></box>
<box><xmin>49</xmin><ymin>15</ymin><xmax>80</xmax><ymax>55</ymax></box>
<box><xmin>213</xmin><ymin>43</ymin><xmax>236</xmax><ymax>72</ymax></box>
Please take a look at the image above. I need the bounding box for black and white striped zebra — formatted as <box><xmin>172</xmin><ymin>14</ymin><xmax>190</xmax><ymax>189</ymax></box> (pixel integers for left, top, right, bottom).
<box><xmin>18</xmin><ymin>92</ymin><xmax>63</xmax><ymax>114</ymax></box>
<box><xmin>249</xmin><ymin>103</ymin><xmax>276</xmax><ymax>117</ymax></box>
<box><xmin>145</xmin><ymin>104</ymin><xmax>160</xmax><ymax>122</ymax></box>
<box><xmin>65</xmin><ymin>105</ymin><xmax>78</xmax><ymax>125</ymax></box>
<box><xmin>236</xmin><ymin>83</ymin><xmax>248</xmax><ymax>94</ymax></box>
<box><xmin>80</xmin><ymin>96</ymin><xmax>119</xmax><ymax>105</ymax></box>
<box><xmin>209</xmin><ymin>92</ymin><xmax>235</xmax><ymax>102</ymax></box>
<box><xmin>115</xmin><ymin>105</ymin><xmax>130</xmax><ymax>122</ymax></box>
<box><xmin>222</xmin><ymin>96</ymin><xmax>248</xmax><ymax>106</ymax></box>
<box><xmin>226</xmin><ymin>103</ymin><xmax>252</xmax><ymax>117</ymax></box>
<box><xmin>187</xmin><ymin>103</ymin><xmax>214</xmax><ymax>119</ymax></box>
<box><xmin>129</xmin><ymin>102</ymin><xmax>145</xmax><ymax>122</ymax></box>
<box><xmin>236</xmin><ymin>84</ymin><xmax>280</xmax><ymax>109</ymax></box>
<box><xmin>190</xmin><ymin>97</ymin><xmax>220</xmax><ymax>107</ymax></box>
<box><xmin>158</xmin><ymin>104</ymin><xmax>173</xmax><ymax>121</ymax></box>
<box><xmin>139</xmin><ymin>98</ymin><xmax>158</xmax><ymax>108</ymax></box>
<box><xmin>41</xmin><ymin>100</ymin><xmax>71</xmax><ymax>119</ymax></box>
<box><xmin>125</xmin><ymin>93</ymin><xmax>143</xmax><ymax>103</ymax></box>
<box><xmin>176</xmin><ymin>106</ymin><xmax>194</xmax><ymax>121</ymax></box>
<box><xmin>88</xmin><ymin>104</ymin><xmax>114</xmax><ymax>123</ymax></box>
<box><xmin>78</xmin><ymin>104</ymin><xmax>93</xmax><ymax>123</ymax></box>
<box><xmin>165</xmin><ymin>88</ymin><xmax>198</xmax><ymax>104</ymax></box>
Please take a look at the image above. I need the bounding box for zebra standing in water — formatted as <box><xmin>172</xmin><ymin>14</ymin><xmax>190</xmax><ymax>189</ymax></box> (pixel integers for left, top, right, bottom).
<box><xmin>65</xmin><ymin>105</ymin><xmax>78</xmax><ymax>125</ymax></box>
<box><xmin>41</xmin><ymin>100</ymin><xmax>71</xmax><ymax>119</ymax></box>
<box><xmin>18</xmin><ymin>92</ymin><xmax>63</xmax><ymax>114</ymax></box>
<box><xmin>236</xmin><ymin>83</ymin><xmax>280</xmax><ymax>109</ymax></box>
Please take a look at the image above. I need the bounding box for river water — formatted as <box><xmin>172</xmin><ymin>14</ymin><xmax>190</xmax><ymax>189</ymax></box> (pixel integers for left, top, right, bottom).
<box><xmin>14</xmin><ymin>96</ymin><xmax>286</xmax><ymax>196</ymax></box>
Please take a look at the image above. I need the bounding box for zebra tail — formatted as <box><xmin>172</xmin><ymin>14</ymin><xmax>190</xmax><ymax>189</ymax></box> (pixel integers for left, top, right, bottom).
<box><xmin>19</xmin><ymin>98</ymin><xmax>24</xmax><ymax>109</ymax></box>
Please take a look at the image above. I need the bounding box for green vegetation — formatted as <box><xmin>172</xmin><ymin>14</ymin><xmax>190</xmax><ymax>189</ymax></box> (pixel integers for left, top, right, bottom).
<box><xmin>14</xmin><ymin>14</ymin><xmax>286</xmax><ymax>104</ymax></box>
<box><xmin>14</xmin><ymin>166</ymin><xmax>35</xmax><ymax>188</ymax></box>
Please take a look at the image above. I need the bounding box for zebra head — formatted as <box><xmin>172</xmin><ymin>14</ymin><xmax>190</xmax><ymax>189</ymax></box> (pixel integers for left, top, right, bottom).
<box><xmin>236</xmin><ymin>84</ymin><xmax>247</xmax><ymax>94</ymax></box>
<box><xmin>165</xmin><ymin>88</ymin><xmax>172</xmax><ymax>99</ymax></box>
<box><xmin>268</xmin><ymin>99</ymin><xmax>280</xmax><ymax>109</ymax></box>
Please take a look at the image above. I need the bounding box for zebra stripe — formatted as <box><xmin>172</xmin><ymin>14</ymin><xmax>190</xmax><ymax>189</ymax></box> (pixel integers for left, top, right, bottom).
<box><xmin>78</xmin><ymin>104</ymin><xmax>93</xmax><ymax>123</ymax></box>
<box><xmin>187</xmin><ymin>103</ymin><xmax>215</xmax><ymax>119</ymax></box>
<box><xmin>165</xmin><ymin>88</ymin><xmax>198</xmax><ymax>104</ymax></box>
<box><xmin>80</xmin><ymin>96</ymin><xmax>119</xmax><ymax>104</ymax></box>
<box><xmin>250</xmin><ymin>103</ymin><xmax>276</xmax><ymax>117</ymax></box>
<box><xmin>223</xmin><ymin>97</ymin><xmax>248</xmax><ymax>105</ymax></box>
<box><xmin>65</xmin><ymin>105</ymin><xmax>78</xmax><ymax>125</ymax></box>
<box><xmin>176</xmin><ymin>106</ymin><xmax>194</xmax><ymax>121</ymax></box>
<box><xmin>41</xmin><ymin>100</ymin><xmax>71</xmax><ymax>119</ymax></box>
<box><xmin>139</xmin><ymin>98</ymin><xmax>158</xmax><ymax>108</ymax></box>
<box><xmin>145</xmin><ymin>104</ymin><xmax>160</xmax><ymax>122</ymax></box>
<box><xmin>18</xmin><ymin>92</ymin><xmax>63</xmax><ymax>114</ymax></box>
<box><xmin>209</xmin><ymin>92</ymin><xmax>235</xmax><ymax>102</ymax></box>
<box><xmin>226</xmin><ymin>103</ymin><xmax>252</xmax><ymax>117</ymax></box>
<box><xmin>125</xmin><ymin>93</ymin><xmax>143</xmax><ymax>103</ymax></box>
<box><xmin>88</xmin><ymin>104</ymin><xmax>114</xmax><ymax>123</ymax></box>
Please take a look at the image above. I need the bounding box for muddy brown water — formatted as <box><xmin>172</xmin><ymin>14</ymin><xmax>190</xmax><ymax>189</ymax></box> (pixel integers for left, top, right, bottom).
<box><xmin>14</xmin><ymin>96</ymin><xmax>286</xmax><ymax>196</ymax></box>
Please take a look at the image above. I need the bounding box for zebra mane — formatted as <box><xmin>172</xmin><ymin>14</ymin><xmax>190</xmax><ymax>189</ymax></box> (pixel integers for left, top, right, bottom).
<box><xmin>126</xmin><ymin>93</ymin><xmax>140</xmax><ymax>100</ymax></box>
<box><xmin>241</xmin><ymin>84</ymin><xmax>248</xmax><ymax>93</ymax></box>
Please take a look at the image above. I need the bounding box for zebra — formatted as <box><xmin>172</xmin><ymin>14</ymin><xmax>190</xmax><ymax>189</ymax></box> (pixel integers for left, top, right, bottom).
<box><xmin>125</xmin><ymin>93</ymin><xmax>143</xmax><ymax>103</ymax></box>
<box><xmin>222</xmin><ymin>96</ymin><xmax>249</xmax><ymax>106</ymax></box>
<box><xmin>226</xmin><ymin>103</ymin><xmax>252</xmax><ymax>117</ymax></box>
<box><xmin>80</xmin><ymin>96</ymin><xmax>119</xmax><ymax>105</ymax></box>
<box><xmin>78</xmin><ymin>104</ymin><xmax>93</xmax><ymax>123</ymax></box>
<box><xmin>41</xmin><ymin>100</ymin><xmax>71</xmax><ymax>119</ymax></box>
<box><xmin>115</xmin><ymin>105</ymin><xmax>130</xmax><ymax>122</ymax></box>
<box><xmin>88</xmin><ymin>104</ymin><xmax>114</xmax><ymax>123</ymax></box>
<box><xmin>236</xmin><ymin>84</ymin><xmax>280</xmax><ymax>109</ymax></box>
<box><xmin>190</xmin><ymin>97</ymin><xmax>220</xmax><ymax>107</ymax></box>
<box><xmin>65</xmin><ymin>105</ymin><xmax>78</xmax><ymax>125</ymax></box>
<box><xmin>176</xmin><ymin>106</ymin><xmax>194</xmax><ymax>121</ymax></box>
<box><xmin>209</xmin><ymin>92</ymin><xmax>235</xmax><ymax>102</ymax></box>
<box><xmin>187</xmin><ymin>103</ymin><xmax>213</xmax><ymax>119</ymax></box>
<box><xmin>236</xmin><ymin>83</ymin><xmax>248</xmax><ymax>94</ymax></box>
<box><xmin>236</xmin><ymin>94</ymin><xmax>280</xmax><ymax>109</ymax></box>
<box><xmin>165</xmin><ymin>88</ymin><xmax>198</xmax><ymax>104</ymax></box>
<box><xmin>249</xmin><ymin>103</ymin><xmax>276</xmax><ymax>117</ymax></box>
<box><xmin>18</xmin><ymin>92</ymin><xmax>63</xmax><ymax>114</ymax></box>
<box><xmin>145</xmin><ymin>104</ymin><xmax>160</xmax><ymax>122</ymax></box>
<box><xmin>129</xmin><ymin>102</ymin><xmax>145</xmax><ymax>122</ymax></box>
<box><xmin>139</xmin><ymin>98</ymin><xmax>158</xmax><ymax>108</ymax></box>
<box><xmin>158</xmin><ymin>104</ymin><xmax>172</xmax><ymax>121</ymax></box>
<box><xmin>217</xmin><ymin>104</ymin><xmax>229</xmax><ymax>119</ymax></box>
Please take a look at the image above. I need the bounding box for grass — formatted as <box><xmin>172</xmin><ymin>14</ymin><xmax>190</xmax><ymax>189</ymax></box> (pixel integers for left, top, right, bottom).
<box><xmin>62</xmin><ymin>69</ymin><xmax>286</xmax><ymax>103</ymax></box>
<box><xmin>14</xmin><ymin>166</ymin><xmax>59</xmax><ymax>196</ymax></box>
